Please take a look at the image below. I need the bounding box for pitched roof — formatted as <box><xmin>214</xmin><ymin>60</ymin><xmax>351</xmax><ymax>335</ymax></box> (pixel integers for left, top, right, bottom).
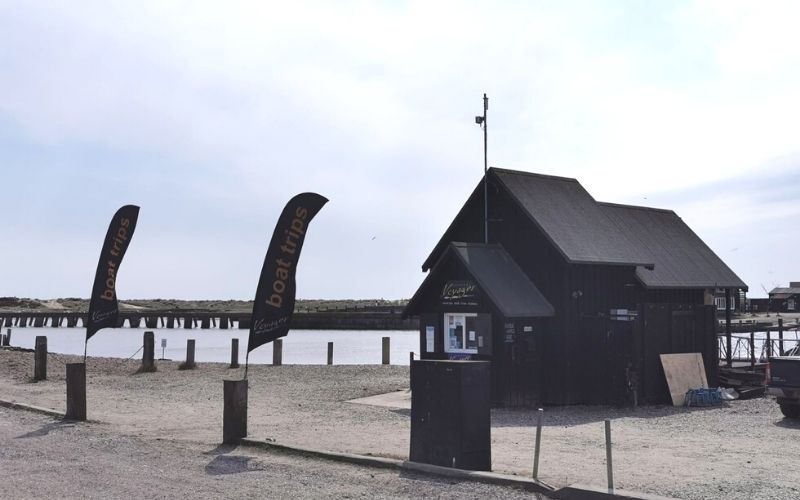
<box><xmin>492</xmin><ymin>169</ymin><xmax>656</xmax><ymax>267</ymax></box>
<box><xmin>406</xmin><ymin>243</ymin><xmax>554</xmax><ymax>318</ymax></box>
<box><xmin>421</xmin><ymin>167</ymin><xmax>747</xmax><ymax>291</ymax></box>
<box><xmin>770</xmin><ymin>287</ymin><xmax>800</xmax><ymax>296</ymax></box>
<box><xmin>599</xmin><ymin>202</ymin><xmax>747</xmax><ymax>289</ymax></box>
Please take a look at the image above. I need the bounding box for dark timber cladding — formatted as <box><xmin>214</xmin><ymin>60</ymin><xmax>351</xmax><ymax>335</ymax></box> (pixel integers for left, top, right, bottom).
<box><xmin>405</xmin><ymin>167</ymin><xmax>747</xmax><ymax>406</ymax></box>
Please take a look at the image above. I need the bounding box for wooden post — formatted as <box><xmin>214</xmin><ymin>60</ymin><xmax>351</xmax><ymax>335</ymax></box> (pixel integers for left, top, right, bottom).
<box><xmin>65</xmin><ymin>363</ymin><xmax>86</xmax><ymax>421</ymax></box>
<box><xmin>410</xmin><ymin>351</ymin><xmax>415</xmax><ymax>365</ymax></box>
<box><xmin>327</xmin><ymin>342</ymin><xmax>333</xmax><ymax>365</ymax></box>
<box><xmin>766</xmin><ymin>328</ymin><xmax>772</xmax><ymax>360</ymax></box>
<box><xmin>230</xmin><ymin>338</ymin><xmax>239</xmax><ymax>368</ymax></box>
<box><xmin>779</xmin><ymin>318</ymin><xmax>784</xmax><ymax>356</ymax></box>
<box><xmin>725</xmin><ymin>288</ymin><xmax>732</xmax><ymax>367</ymax></box>
<box><xmin>223</xmin><ymin>379</ymin><xmax>248</xmax><ymax>444</ymax></box>
<box><xmin>273</xmin><ymin>339</ymin><xmax>283</xmax><ymax>366</ymax></box>
<box><xmin>181</xmin><ymin>339</ymin><xmax>196</xmax><ymax>370</ymax></box>
<box><xmin>605</xmin><ymin>419</ymin><xmax>614</xmax><ymax>493</ymax></box>
<box><xmin>750</xmin><ymin>326</ymin><xmax>756</xmax><ymax>369</ymax></box>
<box><xmin>141</xmin><ymin>331</ymin><xmax>156</xmax><ymax>372</ymax></box>
<box><xmin>533</xmin><ymin>408</ymin><xmax>543</xmax><ymax>480</ymax></box>
<box><xmin>382</xmin><ymin>336</ymin><xmax>390</xmax><ymax>365</ymax></box>
<box><xmin>34</xmin><ymin>336</ymin><xmax>47</xmax><ymax>381</ymax></box>
<box><xmin>3</xmin><ymin>328</ymin><xmax>10</xmax><ymax>346</ymax></box>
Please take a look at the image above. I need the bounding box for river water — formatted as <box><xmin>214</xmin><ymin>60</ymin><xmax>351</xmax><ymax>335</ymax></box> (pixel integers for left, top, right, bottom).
<box><xmin>5</xmin><ymin>327</ymin><xmax>419</xmax><ymax>365</ymax></box>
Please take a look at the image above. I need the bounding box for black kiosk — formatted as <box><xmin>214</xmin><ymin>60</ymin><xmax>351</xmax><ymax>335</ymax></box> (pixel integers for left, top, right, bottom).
<box><xmin>404</xmin><ymin>242</ymin><xmax>554</xmax><ymax>407</ymax></box>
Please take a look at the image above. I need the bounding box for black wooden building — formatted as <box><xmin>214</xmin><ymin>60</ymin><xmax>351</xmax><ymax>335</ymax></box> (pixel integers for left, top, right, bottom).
<box><xmin>404</xmin><ymin>168</ymin><xmax>747</xmax><ymax>406</ymax></box>
<box><xmin>768</xmin><ymin>283</ymin><xmax>800</xmax><ymax>312</ymax></box>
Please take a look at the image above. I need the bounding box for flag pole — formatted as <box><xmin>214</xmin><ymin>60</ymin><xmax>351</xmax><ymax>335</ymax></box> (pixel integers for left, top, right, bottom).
<box><xmin>476</xmin><ymin>93</ymin><xmax>489</xmax><ymax>244</ymax></box>
<box><xmin>483</xmin><ymin>93</ymin><xmax>488</xmax><ymax>244</ymax></box>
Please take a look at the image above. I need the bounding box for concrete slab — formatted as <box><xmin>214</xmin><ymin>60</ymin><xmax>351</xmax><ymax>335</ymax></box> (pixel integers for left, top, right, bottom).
<box><xmin>346</xmin><ymin>389</ymin><xmax>411</xmax><ymax>409</ymax></box>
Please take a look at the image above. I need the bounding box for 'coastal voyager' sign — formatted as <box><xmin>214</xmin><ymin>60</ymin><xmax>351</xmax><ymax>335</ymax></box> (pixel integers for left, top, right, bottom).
<box><xmin>86</xmin><ymin>205</ymin><xmax>140</xmax><ymax>341</ymax></box>
<box><xmin>440</xmin><ymin>280</ymin><xmax>478</xmax><ymax>306</ymax></box>
<box><xmin>248</xmin><ymin>193</ymin><xmax>328</xmax><ymax>352</ymax></box>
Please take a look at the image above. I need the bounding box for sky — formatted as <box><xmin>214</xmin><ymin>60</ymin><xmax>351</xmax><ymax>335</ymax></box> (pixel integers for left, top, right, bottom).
<box><xmin>1</xmin><ymin>0</ymin><xmax>798</xmax><ymax>300</ymax></box>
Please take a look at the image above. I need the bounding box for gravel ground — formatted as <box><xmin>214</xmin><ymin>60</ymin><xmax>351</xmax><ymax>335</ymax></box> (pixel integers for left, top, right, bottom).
<box><xmin>0</xmin><ymin>410</ymin><xmax>542</xmax><ymax>499</ymax></box>
<box><xmin>2</xmin><ymin>349</ymin><xmax>800</xmax><ymax>499</ymax></box>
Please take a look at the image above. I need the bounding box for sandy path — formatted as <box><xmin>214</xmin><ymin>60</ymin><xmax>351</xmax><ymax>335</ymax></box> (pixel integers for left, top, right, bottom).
<box><xmin>1</xmin><ymin>410</ymin><xmax>541</xmax><ymax>499</ymax></box>
<box><xmin>2</xmin><ymin>349</ymin><xmax>800</xmax><ymax>499</ymax></box>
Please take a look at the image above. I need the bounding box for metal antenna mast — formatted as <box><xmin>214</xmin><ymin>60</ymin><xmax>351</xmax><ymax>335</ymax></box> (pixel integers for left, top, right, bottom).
<box><xmin>475</xmin><ymin>93</ymin><xmax>489</xmax><ymax>244</ymax></box>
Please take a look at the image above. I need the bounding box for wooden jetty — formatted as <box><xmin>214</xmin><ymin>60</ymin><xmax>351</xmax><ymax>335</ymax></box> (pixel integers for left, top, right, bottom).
<box><xmin>0</xmin><ymin>306</ymin><xmax>418</xmax><ymax>331</ymax></box>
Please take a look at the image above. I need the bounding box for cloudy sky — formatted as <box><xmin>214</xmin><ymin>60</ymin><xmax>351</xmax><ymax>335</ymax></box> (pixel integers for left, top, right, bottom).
<box><xmin>1</xmin><ymin>0</ymin><xmax>798</xmax><ymax>300</ymax></box>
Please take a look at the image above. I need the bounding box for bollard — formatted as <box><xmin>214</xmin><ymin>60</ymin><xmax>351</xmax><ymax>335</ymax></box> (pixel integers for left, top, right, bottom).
<box><xmin>230</xmin><ymin>338</ymin><xmax>240</xmax><ymax>368</ymax></box>
<box><xmin>410</xmin><ymin>351</ymin><xmax>415</xmax><ymax>365</ymax></box>
<box><xmin>34</xmin><ymin>336</ymin><xmax>47</xmax><ymax>381</ymax></box>
<box><xmin>65</xmin><ymin>363</ymin><xmax>86</xmax><ymax>421</ymax></box>
<box><xmin>605</xmin><ymin>419</ymin><xmax>614</xmax><ymax>493</ymax></box>
<box><xmin>273</xmin><ymin>339</ymin><xmax>283</xmax><ymax>366</ymax></box>
<box><xmin>141</xmin><ymin>331</ymin><xmax>156</xmax><ymax>372</ymax></box>
<box><xmin>382</xmin><ymin>336</ymin><xmax>390</xmax><ymax>365</ymax></box>
<box><xmin>327</xmin><ymin>342</ymin><xmax>334</xmax><ymax>365</ymax></box>
<box><xmin>533</xmin><ymin>408</ymin><xmax>543</xmax><ymax>480</ymax></box>
<box><xmin>180</xmin><ymin>339</ymin><xmax>196</xmax><ymax>370</ymax></box>
<box><xmin>223</xmin><ymin>379</ymin><xmax>248</xmax><ymax>444</ymax></box>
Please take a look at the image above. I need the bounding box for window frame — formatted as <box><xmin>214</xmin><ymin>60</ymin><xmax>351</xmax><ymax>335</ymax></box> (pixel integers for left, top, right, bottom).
<box><xmin>443</xmin><ymin>312</ymin><xmax>479</xmax><ymax>354</ymax></box>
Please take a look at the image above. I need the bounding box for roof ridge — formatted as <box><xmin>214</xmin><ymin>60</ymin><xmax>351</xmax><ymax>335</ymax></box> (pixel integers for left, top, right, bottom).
<box><xmin>597</xmin><ymin>201</ymin><xmax>675</xmax><ymax>214</ymax></box>
<box><xmin>489</xmin><ymin>167</ymin><xmax>579</xmax><ymax>183</ymax></box>
<box><xmin>449</xmin><ymin>241</ymin><xmax>502</xmax><ymax>248</ymax></box>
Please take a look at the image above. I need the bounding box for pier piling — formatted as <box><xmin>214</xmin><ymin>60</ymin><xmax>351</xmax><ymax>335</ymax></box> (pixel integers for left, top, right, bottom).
<box><xmin>180</xmin><ymin>339</ymin><xmax>196</xmax><ymax>370</ymax></box>
<box><xmin>230</xmin><ymin>339</ymin><xmax>240</xmax><ymax>369</ymax></box>
<box><xmin>141</xmin><ymin>331</ymin><xmax>156</xmax><ymax>372</ymax></box>
<box><xmin>34</xmin><ymin>336</ymin><xmax>47</xmax><ymax>381</ymax></box>
<box><xmin>65</xmin><ymin>363</ymin><xmax>86</xmax><ymax>421</ymax></box>
<box><xmin>223</xmin><ymin>379</ymin><xmax>248</xmax><ymax>444</ymax></box>
<box><xmin>382</xmin><ymin>336</ymin><xmax>390</xmax><ymax>365</ymax></box>
<box><xmin>273</xmin><ymin>339</ymin><xmax>283</xmax><ymax>366</ymax></box>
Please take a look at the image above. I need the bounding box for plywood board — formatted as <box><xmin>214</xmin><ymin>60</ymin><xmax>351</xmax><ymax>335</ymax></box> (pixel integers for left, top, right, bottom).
<box><xmin>660</xmin><ymin>353</ymin><xmax>708</xmax><ymax>406</ymax></box>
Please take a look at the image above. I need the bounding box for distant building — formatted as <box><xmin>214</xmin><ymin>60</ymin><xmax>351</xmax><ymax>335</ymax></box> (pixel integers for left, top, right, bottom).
<box><xmin>769</xmin><ymin>283</ymin><xmax>800</xmax><ymax>312</ymax></box>
<box><xmin>747</xmin><ymin>297</ymin><xmax>770</xmax><ymax>313</ymax></box>
<box><xmin>404</xmin><ymin>168</ymin><xmax>747</xmax><ymax>406</ymax></box>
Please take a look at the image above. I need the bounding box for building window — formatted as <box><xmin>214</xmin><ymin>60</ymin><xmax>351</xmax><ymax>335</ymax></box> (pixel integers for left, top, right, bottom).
<box><xmin>789</xmin><ymin>299</ymin><xmax>796</xmax><ymax>311</ymax></box>
<box><xmin>444</xmin><ymin>313</ymin><xmax>478</xmax><ymax>354</ymax></box>
<box><xmin>715</xmin><ymin>297</ymin><xmax>734</xmax><ymax>311</ymax></box>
